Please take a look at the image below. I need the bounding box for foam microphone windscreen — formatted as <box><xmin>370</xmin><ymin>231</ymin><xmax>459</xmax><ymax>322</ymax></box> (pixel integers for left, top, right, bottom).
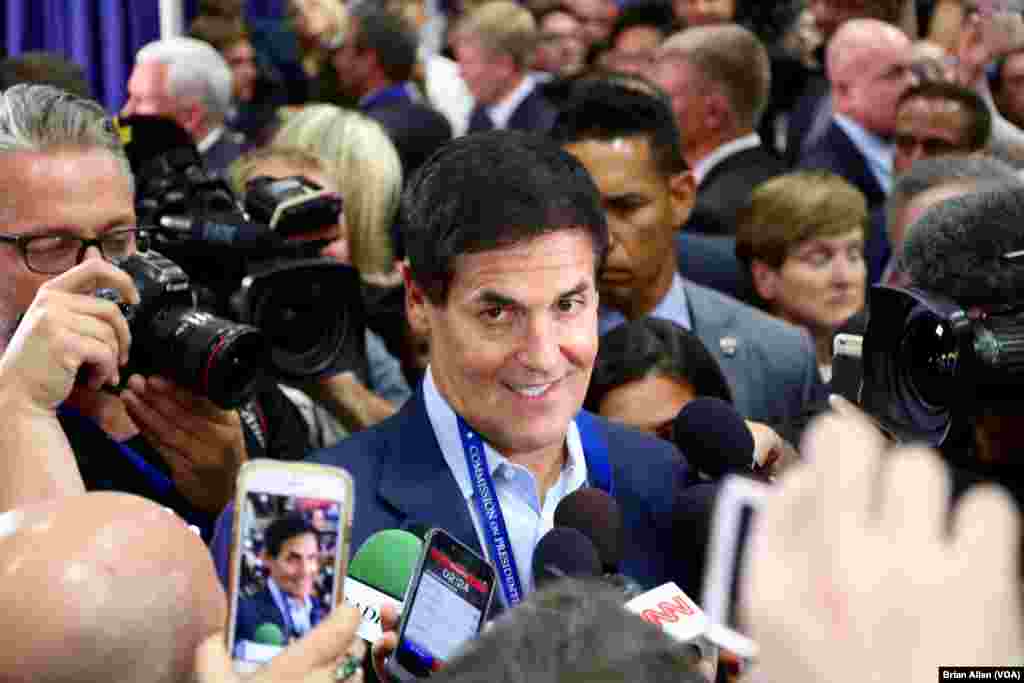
<box><xmin>553</xmin><ymin>488</ymin><xmax>623</xmax><ymax>572</ymax></box>
<box><xmin>348</xmin><ymin>529</ymin><xmax>423</xmax><ymax>600</ymax></box>
<box><xmin>252</xmin><ymin>622</ymin><xmax>285</xmax><ymax>646</ymax></box>
<box><xmin>116</xmin><ymin>114</ymin><xmax>201</xmax><ymax>175</ymax></box>
<box><xmin>671</xmin><ymin>397</ymin><xmax>755</xmax><ymax>479</ymax></box>
<box><xmin>532</xmin><ymin>527</ymin><xmax>603</xmax><ymax>589</ymax></box>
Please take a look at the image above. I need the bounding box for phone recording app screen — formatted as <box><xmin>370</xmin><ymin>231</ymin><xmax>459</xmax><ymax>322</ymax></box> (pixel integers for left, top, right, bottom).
<box><xmin>399</xmin><ymin>546</ymin><xmax>492</xmax><ymax>672</ymax></box>
<box><xmin>232</xmin><ymin>492</ymin><xmax>342</xmax><ymax>667</ymax></box>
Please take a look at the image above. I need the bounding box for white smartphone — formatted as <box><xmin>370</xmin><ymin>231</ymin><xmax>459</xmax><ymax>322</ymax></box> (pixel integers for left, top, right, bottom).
<box><xmin>225</xmin><ymin>460</ymin><xmax>354</xmax><ymax>673</ymax></box>
<box><xmin>832</xmin><ymin>333</ymin><xmax>864</xmax><ymax>404</ymax></box>
<box><xmin>702</xmin><ymin>475</ymin><xmax>768</xmax><ymax>660</ymax></box>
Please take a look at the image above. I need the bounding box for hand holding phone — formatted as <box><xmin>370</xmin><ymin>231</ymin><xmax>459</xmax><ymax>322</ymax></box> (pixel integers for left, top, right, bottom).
<box><xmin>225</xmin><ymin>461</ymin><xmax>354</xmax><ymax>673</ymax></box>
<box><xmin>385</xmin><ymin>529</ymin><xmax>496</xmax><ymax>680</ymax></box>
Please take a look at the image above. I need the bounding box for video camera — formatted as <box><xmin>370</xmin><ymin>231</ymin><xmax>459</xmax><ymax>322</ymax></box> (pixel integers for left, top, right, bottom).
<box><xmin>107</xmin><ymin>115</ymin><xmax>366</xmax><ymax>409</ymax></box>
<box><xmin>857</xmin><ymin>285</ymin><xmax>1024</xmax><ymax>447</ymax></box>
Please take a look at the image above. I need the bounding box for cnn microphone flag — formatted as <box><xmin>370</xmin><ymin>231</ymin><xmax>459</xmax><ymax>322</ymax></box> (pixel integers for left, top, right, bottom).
<box><xmin>624</xmin><ymin>581</ymin><xmax>709</xmax><ymax>643</ymax></box>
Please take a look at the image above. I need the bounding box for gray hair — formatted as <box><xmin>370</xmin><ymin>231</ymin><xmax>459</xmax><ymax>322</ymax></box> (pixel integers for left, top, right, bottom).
<box><xmin>0</xmin><ymin>83</ymin><xmax>133</xmax><ymax>185</ymax></box>
<box><xmin>433</xmin><ymin>580</ymin><xmax>704</xmax><ymax>683</ymax></box>
<box><xmin>135</xmin><ymin>36</ymin><xmax>233</xmax><ymax>119</ymax></box>
<box><xmin>886</xmin><ymin>154</ymin><xmax>1022</xmax><ymax>235</ymax></box>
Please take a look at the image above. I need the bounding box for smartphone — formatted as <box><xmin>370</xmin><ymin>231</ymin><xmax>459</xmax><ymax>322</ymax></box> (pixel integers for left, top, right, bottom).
<box><xmin>386</xmin><ymin>528</ymin><xmax>497</xmax><ymax>680</ymax></box>
<box><xmin>831</xmin><ymin>333</ymin><xmax>863</xmax><ymax>404</ymax></box>
<box><xmin>702</xmin><ymin>475</ymin><xmax>768</xmax><ymax>660</ymax></box>
<box><xmin>226</xmin><ymin>461</ymin><xmax>354</xmax><ymax>673</ymax></box>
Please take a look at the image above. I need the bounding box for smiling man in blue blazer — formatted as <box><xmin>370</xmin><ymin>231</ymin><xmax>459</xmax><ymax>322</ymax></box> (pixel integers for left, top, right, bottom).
<box><xmin>309</xmin><ymin>131</ymin><xmax>689</xmax><ymax>603</ymax></box>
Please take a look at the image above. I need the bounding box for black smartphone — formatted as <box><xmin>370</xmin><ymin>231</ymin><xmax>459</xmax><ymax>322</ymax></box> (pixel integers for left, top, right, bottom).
<box><xmin>831</xmin><ymin>333</ymin><xmax>864</xmax><ymax>405</ymax></box>
<box><xmin>385</xmin><ymin>528</ymin><xmax>497</xmax><ymax>680</ymax></box>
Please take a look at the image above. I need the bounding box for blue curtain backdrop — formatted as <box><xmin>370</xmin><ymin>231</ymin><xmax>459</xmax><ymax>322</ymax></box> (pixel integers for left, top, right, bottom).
<box><xmin>3</xmin><ymin>0</ymin><xmax>286</xmax><ymax>112</ymax></box>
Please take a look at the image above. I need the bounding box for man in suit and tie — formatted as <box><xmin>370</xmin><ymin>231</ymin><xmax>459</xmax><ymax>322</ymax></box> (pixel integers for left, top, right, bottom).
<box><xmin>554</xmin><ymin>78</ymin><xmax>822</xmax><ymax>425</ymax></box>
<box><xmin>236</xmin><ymin>514</ymin><xmax>327</xmax><ymax>650</ymax></box>
<box><xmin>653</xmin><ymin>24</ymin><xmax>788</xmax><ymax>236</ymax></box>
<box><xmin>122</xmin><ymin>37</ymin><xmax>245</xmax><ymax>180</ymax></box>
<box><xmin>309</xmin><ymin>131</ymin><xmax>689</xmax><ymax>609</ymax></box>
<box><xmin>798</xmin><ymin>18</ymin><xmax>917</xmax><ymax>283</ymax></box>
<box><xmin>454</xmin><ymin>1</ymin><xmax>558</xmax><ymax>135</ymax></box>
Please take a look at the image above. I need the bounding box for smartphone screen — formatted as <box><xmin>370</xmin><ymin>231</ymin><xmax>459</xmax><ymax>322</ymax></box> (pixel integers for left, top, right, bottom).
<box><xmin>227</xmin><ymin>463</ymin><xmax>352</xmax><ymax>672</ymax></box>
<box><xmin>702</xmin><ymin>476</ymin><xmax>766</xmax><ymax>660</ymax></box>
<box><xmin>392</xmin><ymin>530</ymin><xmax>495</xmax><ymax>678</ymax></box>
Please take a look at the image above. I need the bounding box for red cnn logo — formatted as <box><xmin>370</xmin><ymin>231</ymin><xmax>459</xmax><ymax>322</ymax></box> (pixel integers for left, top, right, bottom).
<box><xmin>640</xmin><ymin>596</ymin><xmax>697</xmax><ymax>626</ymax></box>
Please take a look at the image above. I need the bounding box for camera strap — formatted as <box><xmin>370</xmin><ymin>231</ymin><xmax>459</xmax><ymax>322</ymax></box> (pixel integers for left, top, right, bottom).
<box><xmin>457</xmin><ymin>412</ymin><xmax>613</xmax><ymax>608</ymax></box>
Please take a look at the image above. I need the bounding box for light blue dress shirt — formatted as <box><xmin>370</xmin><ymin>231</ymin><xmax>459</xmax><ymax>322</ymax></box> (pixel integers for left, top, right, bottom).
<box><xmin>422</xmin><ymin>367</ymin><xmax>588</xmax><ymax>597</ymax></box>
<box><xmin>598</xmin><ymin>272</ymin><xmax>693</xmax><ymax>336</ymax></box>
<box><xmin>266</xmin><ymin>577</ymin><xmax>314</xmax><ymax>637</ymax></box>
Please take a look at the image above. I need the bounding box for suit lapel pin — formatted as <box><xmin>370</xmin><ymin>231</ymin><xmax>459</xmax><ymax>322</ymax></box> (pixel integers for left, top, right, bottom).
<box><xmin>720</xmin><ymin>336</ymin><xmax>738</xmax><ymax>357</ymax></box>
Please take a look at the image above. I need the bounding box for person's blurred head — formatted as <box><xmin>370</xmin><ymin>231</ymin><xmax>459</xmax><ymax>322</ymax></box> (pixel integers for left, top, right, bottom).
<box><xmin>123</xmin><ymin>37</ymin><xmax>234</xmax><ymax>141</ymax></box>
<box><xmin>0</xmin><ymin>84</ymin><xmax>135</xmax><ymax>343</ymax></box>
<box><xmin>601</xmin><ymin>2</ymin><xmax>676</xmax><ymax>76</ymax></box>
<box><xmin>992</xmin><ymin>49</ymin><xmax>1024</xmax><ymax>130</ymax></box>
<box><xmin>453</xmin><ymin>1</ymin><xmax>538</xmax><ymax>106</ymax></box>
<box><xmin>263</xmin><ymin>514</ymin><xmax>321</xmax><ymax>601</ymax></box>
<box><xmin>432</xmin><ymin>580</ymin><xmax>704</xmax><ymax>683</ymax></box>
<box><xmin>563</xmin><ymin>0</ymin><xmax>619</xmax><ymax>48</ymax></box>
<box><xmin>884</xmin><ymin>154</ymin><xmax>1022</xmax><ymax>271</ymax></box>
<box><xmin>654</xmin><ymin>24</ymin><xmax>770</xmax><ymax>163</ymax></box>
<box><xmin>827</xmin><ymin>19</ymin><xmax>916</xmax><ymax>139</ymax></box>
<box><xmin>402</xmin><ymin>131</ymin><xmax>608</xmax><ymax>461</ymax></box>
<box><xmin>0</xmin><ymin>51</ymin><xmax>92</xmax><ymax>99</ymax></box>
<box><xmin>331</xmin><ymin>4</ymin><xmax>418</xmax><ymax>100</ymax></box>
<box><xmin>736</xmin><ymin>170</ymin><xmax>867</xmax><ymax>348</ymax></box>
<box><xmin>585</xmin><ymin>317</ymin><xmax>732</xmax><ymax>438</ymax></box>
<box><xmin>809</xmin><ymin>0</ymin><xmax>904</xmax><ymax>42</ymax></box>
<box><xmin>289</xmin><ymin>0</ymin><xmax>349</xmax><ymax>53</ymax></box>
<box><xmin>673</xmin><ymin>0</ymin><xmax>736</xmax><ymax>28</ymax></box>
<box><xmin>0</xmin><ymin>492</ymin><xmax>225</xmax><ymax>683</ymax></box>
<box><xmin>188</xmin><ymin>14</ymin><xmax>258</xmax><ymax>103</ymax></box>
<box><xmin>534</xmin><ymin>6</ymin><xmax>587</xmax><ymax>76</ymax></box>
<box><xmin>553</xmin><ymin>77</ymin><xmax>693</xmax><ymax>321</ymax></box>
<box><xmin>893</xmin><ymin>81</ymin><xmax>992</xmax><ymax>174</ymax></box>
<box><xmin>229</xmin><ymin>146</ymin><xmax>349</xmax><ymax>264</ymax></box>
<box><xmin>274</xmin><ymin>105</ymin><xmax>402</xmax><ymax>276</ymax></box>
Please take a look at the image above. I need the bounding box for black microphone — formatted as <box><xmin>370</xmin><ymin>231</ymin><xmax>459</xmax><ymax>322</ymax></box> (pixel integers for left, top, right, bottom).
<box><xmin>671</xmin><ymin>397</ymin><xmax>755</xmax><ymax>480</ymax></box>
<box><xmin>553</xmin><ymin>488</ymin><xmax>623</xmax><ymax>574</ymax></box>
<box><xmin>532</xmin><ymin>527</ymin><xmax>603</xmax><ymax>590</ymax></box>
<box><xmin>158</xmin><ymin>213</ymin><xmax>279</xmax><ymax>248</ymax></box>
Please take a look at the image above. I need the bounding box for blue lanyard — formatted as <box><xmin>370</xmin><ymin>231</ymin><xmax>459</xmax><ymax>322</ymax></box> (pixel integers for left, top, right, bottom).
<box><xmin>457</xmin><ymin>412</ymin><xmax>614</xmax><ymax>608</ymax></box>
<box><xmin>58</xmin><ymin>405</ymin><xmax>174</xmax><ymax>496</ymax></box>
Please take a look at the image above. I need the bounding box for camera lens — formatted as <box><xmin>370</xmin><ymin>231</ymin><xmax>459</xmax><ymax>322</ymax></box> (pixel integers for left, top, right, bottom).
<box><xmin>248</xmin><ymin>278</ymin><xmax>348</xmax><ymax>379</ymax></box>
<box><xmin>146</xmin><ymin>307</ymin><xmax>270</xmax><ymax>409</ymax></box>
<box><xmin>899</xmin><ymin>308</ymin><xmax>959</xmax><ymax>409</ymax></box>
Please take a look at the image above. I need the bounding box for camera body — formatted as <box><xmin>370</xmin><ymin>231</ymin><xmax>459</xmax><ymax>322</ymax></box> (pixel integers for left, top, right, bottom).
<box><xmin>861</xmin><ymin>285</ymin><xmax>1024</xmax><ymax>447</ymax></box>
<box><xmin>117</xmin><ymin>115</ymin><xmax>367</xmax><ymax>405</ymax></box>
<box><xmin>102</xmin><ymin>251</ymin><xmax>270</xmax><ymax>409</ymax></box>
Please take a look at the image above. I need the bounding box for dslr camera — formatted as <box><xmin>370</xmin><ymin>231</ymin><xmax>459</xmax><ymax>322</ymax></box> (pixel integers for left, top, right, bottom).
<box><xmin>105</xmin><ymin>115</ymin><xmax>366</xmax><ymax>409</ymax></box>
<box><xmin>859</xmin><ymin>285</ymin><xmax>1024</xmax><ymax>447</ymax></box>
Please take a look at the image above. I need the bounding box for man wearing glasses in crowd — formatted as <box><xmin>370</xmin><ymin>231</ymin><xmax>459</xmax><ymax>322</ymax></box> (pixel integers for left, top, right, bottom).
<box><xmin>0</xmin><ymin>83</ymin><xmax>247</xmax><ymax>525</ymax></box>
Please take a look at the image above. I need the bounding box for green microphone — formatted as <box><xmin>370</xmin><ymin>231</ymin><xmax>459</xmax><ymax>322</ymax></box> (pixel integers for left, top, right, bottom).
<box><xmin>252</xmin><ymin>622</ymin><xmax>285</xmax><ymax>646</ymax></box>
<box><xmin>344</xmin><ymin>529</ymin><xmax>423</xmax><ymax>643</ymax></box>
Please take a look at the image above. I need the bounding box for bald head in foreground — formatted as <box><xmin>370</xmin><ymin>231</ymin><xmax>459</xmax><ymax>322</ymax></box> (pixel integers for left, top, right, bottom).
<box><xmin>0</xmin><ymin>492</ymin><xmax>226</xmax><ymax>683</ymax></box>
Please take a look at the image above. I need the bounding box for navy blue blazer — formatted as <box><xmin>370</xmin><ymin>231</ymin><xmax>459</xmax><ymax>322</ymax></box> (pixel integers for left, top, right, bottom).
<box><xmin>235</xmin><ymin>585</ymin><xmax>326</xmax><ymax>646</ymax></box>
<box><xmin>689</xmin><ymin>144</ymin><xmax>788</xmax><ymax>235</ymax></box>
<box><xmin>798</xmin><ymin>121</ymin><xmax>891</xmax><ymax>284</ymax></box>
<box><xmin>307</xmin><ymin>390</ymin><xmax>691</xmax><ymax>593</ymax></box>
<box><xmin>467</xmin><ymin>88</ymin><xmax>558</xmax><ymax>135</ymax></box>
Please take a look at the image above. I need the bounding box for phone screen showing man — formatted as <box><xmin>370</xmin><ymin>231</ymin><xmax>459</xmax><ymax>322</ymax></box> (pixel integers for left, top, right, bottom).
<box><xmin>231</xmin><ymin>493</ymin><xmax>342</xmax><ymax>666</ymax></box>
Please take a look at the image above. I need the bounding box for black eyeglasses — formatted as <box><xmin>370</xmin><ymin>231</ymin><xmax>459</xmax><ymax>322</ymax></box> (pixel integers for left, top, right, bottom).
<box><xmin>0</xmin><ymin>227</ymin><xmax>144</xmax><ymax>274</ymax></box>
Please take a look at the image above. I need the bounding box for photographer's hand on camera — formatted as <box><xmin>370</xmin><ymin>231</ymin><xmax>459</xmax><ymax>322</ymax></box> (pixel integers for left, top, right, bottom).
<box><xmin>0</xmin><ymin>258</ymin><xmax>138</xmax><ymax>511</ymax></box>
<box><xmin>121</xmin><ymin>374</ymin><xmax>247</xmax><ymax>516</ymax></box>
<box><xmin>0</xmin><ymin>258</ymin><xmax>138</xmax><ymax>412</ymax></box>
